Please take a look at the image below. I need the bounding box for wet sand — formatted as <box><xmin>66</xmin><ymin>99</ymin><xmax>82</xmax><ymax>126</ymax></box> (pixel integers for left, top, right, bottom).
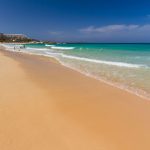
<box><xmin>0</xmin><ymin>47</ymin><xmax>150</xmax><ymax>150</ymax></box>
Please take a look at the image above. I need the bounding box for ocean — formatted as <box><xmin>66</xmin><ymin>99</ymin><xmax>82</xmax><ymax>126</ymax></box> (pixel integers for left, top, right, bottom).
<box><xmin>3</xmin><ymin>43</ymin><xmax>150</xmax><ymax>99</ymax></box>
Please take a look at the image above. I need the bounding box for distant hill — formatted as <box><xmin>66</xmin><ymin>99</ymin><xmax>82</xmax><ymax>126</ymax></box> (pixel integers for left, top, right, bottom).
<box><xmin>0</xmin><ymin>33</ymin><xmax>36</xmax><ymax>42</ymax></box>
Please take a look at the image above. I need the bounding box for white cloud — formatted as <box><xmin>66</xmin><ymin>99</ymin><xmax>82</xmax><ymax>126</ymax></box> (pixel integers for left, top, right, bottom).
<box><xmin>80</xmin><ymin>24</ymin><xmax>141</xmax><ymax>33</ymax></box>
<box><xmin>79</xmin><ymin>24</ymin><xmax>150</xmax><ymax>42</ymax></box>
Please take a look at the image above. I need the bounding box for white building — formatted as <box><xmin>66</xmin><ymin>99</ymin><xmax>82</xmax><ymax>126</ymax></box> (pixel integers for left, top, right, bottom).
<box><xmin>4</xmin><ymin>34</ymin><xmax>28</xmax><ymax>39</ymax></box>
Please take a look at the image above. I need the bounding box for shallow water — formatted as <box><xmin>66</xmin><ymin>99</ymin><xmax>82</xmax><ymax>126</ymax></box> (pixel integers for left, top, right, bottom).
<box><xmin>3</xmin><ymin>43</ymin><xmax>150</xmax><ymax>99</ymax></box>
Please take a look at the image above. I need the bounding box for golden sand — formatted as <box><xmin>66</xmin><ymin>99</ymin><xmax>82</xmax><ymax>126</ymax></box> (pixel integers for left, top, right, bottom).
<box><xmin>0</xmin><ymin>48</ymin><xmax>150</xmax><ymax>150</ymax></box>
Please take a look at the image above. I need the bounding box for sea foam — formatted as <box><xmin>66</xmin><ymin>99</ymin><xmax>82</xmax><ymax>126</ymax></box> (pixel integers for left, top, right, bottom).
<box><xmin>46</xmin><ymin>52</ymin><xmax>146</xmax><ymax>68</ymax></box>
<box><xmin>26</xmin><ymin>47</ymin><xmax>48</xmax><ymax>51</ymax></box>
<box><xmin>51</xmin><ymin>46</ymin><xmax>75</xmax><ymax>50</ymax></box>
<box><xmin>45</xmin><ymin>44</ymin><xmax>55</xmax><ymax>47</ymax></box>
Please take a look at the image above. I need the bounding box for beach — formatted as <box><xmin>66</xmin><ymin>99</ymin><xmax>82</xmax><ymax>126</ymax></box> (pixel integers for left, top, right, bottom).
<box><xmin>0</xmin><ymin>46</ymin><xmax>150</xmax><ymax>150</ymax></box>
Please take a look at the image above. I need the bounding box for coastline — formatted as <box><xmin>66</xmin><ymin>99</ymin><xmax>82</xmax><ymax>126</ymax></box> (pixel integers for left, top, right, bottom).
<box><xmin>1</xmin><ymin>47</ymin><xmax>150</xmax><ymax>150</ymax></box>
<box><xmin>2</xmin><ymin>44</ymin><xmax>150</xmax><ymax>100</ymax></box>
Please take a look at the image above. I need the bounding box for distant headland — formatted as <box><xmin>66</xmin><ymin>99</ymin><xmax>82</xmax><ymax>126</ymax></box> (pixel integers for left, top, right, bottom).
<box><xmin>0</xmin><ymin>33</ymin><xmax>56</xmax><ymax>44</ymax></box>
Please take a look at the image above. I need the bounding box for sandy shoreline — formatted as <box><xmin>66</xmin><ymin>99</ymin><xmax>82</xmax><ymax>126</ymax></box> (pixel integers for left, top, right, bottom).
<box><xmin>0</xmin><ymin>47</ymin><xmax>150</xmax><ymax>150</ymax></box>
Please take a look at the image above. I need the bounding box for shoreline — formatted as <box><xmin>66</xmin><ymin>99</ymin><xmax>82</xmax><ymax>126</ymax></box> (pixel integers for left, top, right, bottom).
<box><xmin>1</xmin><ymin>47</ymin><xmax>150</xmax><ymax>150</ymax></box>
<box><xmin>1</xmin><ymin>45</ymin><xmax>149</xmax><ymax>100</ymax></box>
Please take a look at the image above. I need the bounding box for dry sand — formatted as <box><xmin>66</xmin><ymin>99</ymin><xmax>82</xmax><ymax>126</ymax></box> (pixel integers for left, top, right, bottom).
<box><xmin>0</xmin><ymin>47</ymin><xmax>150</xmax><ymax>150</ymax></box>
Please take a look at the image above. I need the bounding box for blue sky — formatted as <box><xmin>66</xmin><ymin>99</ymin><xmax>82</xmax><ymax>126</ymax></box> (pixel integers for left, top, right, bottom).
<box><xmin>0</xmin><ymin>0</ymin><xmax>150</xmax><ymax>42</ymax></box>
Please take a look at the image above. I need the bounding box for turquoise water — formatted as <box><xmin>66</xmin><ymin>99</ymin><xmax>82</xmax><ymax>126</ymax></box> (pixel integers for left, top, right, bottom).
<box><xmin>4</xmin><ymin>43</ymin><xmax>150</xmax><ymax>99</ymax></box>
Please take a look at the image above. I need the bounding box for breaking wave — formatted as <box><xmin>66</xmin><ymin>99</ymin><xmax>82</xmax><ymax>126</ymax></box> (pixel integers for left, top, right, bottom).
<box><xmin>51</xmin><ymin>46</ymin><xmax>75</xmax><ymax>50</ymax></box>
<box><xmin>46</xmin><ymin>52</ymin><xmax>147</xmax><ymax>68</ymax></box>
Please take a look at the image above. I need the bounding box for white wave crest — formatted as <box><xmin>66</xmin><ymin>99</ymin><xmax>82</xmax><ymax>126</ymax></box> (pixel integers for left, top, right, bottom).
<box><xmin>51</xmin><ymin>46</ymin><xmax>75</xmax><ymax>50</ymax></box>
<box><xmin>46</xmin><ymin>52</ymin><xmax>146</xmax><ymax>68</ymax></box>
<box><xmin>26</xmin><ymin>47</ymin><xmax>48</xmax><ymax>51</ymax></box>
<box><xmin>45</xmin><ymin>44</ymin><xmax>55</xmax><ymax>47</ymax></box>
